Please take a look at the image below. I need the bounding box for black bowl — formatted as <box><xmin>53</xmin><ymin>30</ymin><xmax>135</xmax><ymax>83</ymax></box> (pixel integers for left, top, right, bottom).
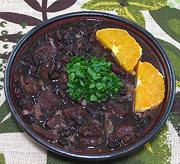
<box><xmin>5</xmin><ymin>11</ymin><xmax>176</xmax><ymax>160</ymax></box>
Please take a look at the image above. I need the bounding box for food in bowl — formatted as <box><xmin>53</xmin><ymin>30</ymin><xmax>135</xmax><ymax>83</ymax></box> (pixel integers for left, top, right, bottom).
<box><xmin>12</xmin><ymin>19</ymin><xmax>165</xmax><ymax>154</ymax></box>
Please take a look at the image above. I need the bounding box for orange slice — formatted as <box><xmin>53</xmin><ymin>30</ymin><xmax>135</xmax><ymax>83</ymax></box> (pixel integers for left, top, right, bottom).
<box><xmin>135</xmin><ymin>62</ymin><xmax>165</xmax><ymax>112</ymax></box>
<box><xmin>96</xmin><ymin>28</ymin><xmax>142</xmax><ymax>73</ymax></box>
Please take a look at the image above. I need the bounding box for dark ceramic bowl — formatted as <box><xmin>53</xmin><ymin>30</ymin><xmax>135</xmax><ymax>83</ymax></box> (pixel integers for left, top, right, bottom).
<box><xmin>5</xmin><ymin>11</ymin><xmax>175</xmax><ymax>160</ymax></box>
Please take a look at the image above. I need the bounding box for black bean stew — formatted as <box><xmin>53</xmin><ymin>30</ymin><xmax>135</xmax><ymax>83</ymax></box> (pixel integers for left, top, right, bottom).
<box><xmin>13</xmin><ymin>20</ymin><xmax>160</xmax><ymax>153</ymax></box>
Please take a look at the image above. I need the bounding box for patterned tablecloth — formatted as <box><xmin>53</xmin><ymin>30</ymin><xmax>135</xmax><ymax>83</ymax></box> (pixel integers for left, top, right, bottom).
<box><xmin>0</xmin><ymin>0</ymin><xmax>180</xmax><ymax>164</ymax></box>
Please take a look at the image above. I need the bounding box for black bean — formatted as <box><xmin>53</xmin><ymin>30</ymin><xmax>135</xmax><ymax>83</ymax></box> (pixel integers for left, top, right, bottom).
<box><xmin>85</xmin><ymin>106</ymin><xmax>96</xmax><ymax>116</ymax></box>
<box><xmin>135</xmin><ymin>114</ymin><xmax>150</xmax><ymax>128</ymax></box>
<box><xmin>58</xmin><ymin>43</ymin><xmax>64</xmax><ymax>50</ymax></box>
<box><xmin>33</xmin><ymin>55</ymin><xmax>39</xmax><ymax>66</ymax></box>
<box><xmin>66</xmin><ymin>50</ymin><xmax>74</xmax><ymax>56</ymax></box>
<box><xmin>18</xmin><ymin>98</ymin><xmax>29</xmax><ymax>106</ymax></box>
<box><xmin>76</xmin><ymin>116</ymin><xmax>85</xmax><ymax>126</ymax></box>
<box><xmin>60</xmin><ymin>129</ymin><xmax>72</xmax><ymax>138</ymax></box>
<box><xmin>58</xmin><ymin>137</ymin><xmax>68</xmax><ymax>146</ymax></box>
<box><xmin>95</xmin><ymin>111</ymin><xmax>105</xmax><ymax>124</ymax></box>
<box><xmin>50</xmin><ymin>72</ymin><xmax>60</xmax><ymax>80</ymax></box>
<box><xmin>85</xmin><ymin>43</ymin><xmax>92</xmax><ymax>52</ymax></box>
<box><xmin>24</xmin><ymin>114</ymin><xmax>36</xmax><ymax>124</ymax></box>
<box><xmin>39</xmin><ymin>118</ymin><xmax>48</xmax><ymax>129</ymax></box>
<box><xmin>56</xmin><ymin>31</ymin><xmax>62</xmax><ymax>41</ymax></box>
<box><xmin>107</xmin><ymin>139</ymin><xmax>121</xmax><ymax>149</ymax></box>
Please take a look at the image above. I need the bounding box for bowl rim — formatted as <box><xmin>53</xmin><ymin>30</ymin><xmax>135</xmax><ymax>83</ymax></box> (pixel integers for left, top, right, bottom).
<box><xmin>4</xmin><ymin>11</ymin><xmax>176</xmax><ymax>160</ymax></box>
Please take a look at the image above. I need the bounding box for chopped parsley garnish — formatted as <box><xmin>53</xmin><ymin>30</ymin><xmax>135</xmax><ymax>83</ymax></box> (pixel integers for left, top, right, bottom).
<box><xmin>66</xmin><ymin>56</ymin><xmax>123</xmax><ymax>102</ymax></box>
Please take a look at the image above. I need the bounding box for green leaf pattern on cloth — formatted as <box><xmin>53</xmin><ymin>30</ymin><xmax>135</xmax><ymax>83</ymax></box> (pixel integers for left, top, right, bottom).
<box><xmin>169</xmin><ymin>113</ymin><xmax>180</xmax><ymax>137</ymax></box>
<box><xmin>82</xmin><ymin>0</ymin><xmax>167</xmax><ymax>27</ymax></box>
<box><xmin>157</xmin><ymin>39</ymin><xmax>180</xmax><ymax>81</ymax></box>
<box><xmin>0</xmin><ymin>153</ymin><xmax>5</xmax><ymax>164</ymax></box>
<box><xmin>150</xmin><ymin>6</ymin><xmax>180</xmax><ymax>42</ymax></box>
<box><xmin>0</xmin><ymin>101</ymin><xmax>22</xmax><ymax>133</ymax></box>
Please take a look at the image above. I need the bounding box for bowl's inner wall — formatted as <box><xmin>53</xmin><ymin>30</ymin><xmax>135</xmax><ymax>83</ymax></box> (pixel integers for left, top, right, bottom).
<box><xmin>8</xmin><ymin>15</ymin><xmax>170</xmax><ymax>156</ymax></box>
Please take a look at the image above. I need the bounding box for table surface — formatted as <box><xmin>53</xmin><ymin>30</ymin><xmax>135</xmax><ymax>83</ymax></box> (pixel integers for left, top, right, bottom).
<box><xmin>0</xmin><ymin>0</ymin><xmax>180</xmax><ymax>164</ymax></box>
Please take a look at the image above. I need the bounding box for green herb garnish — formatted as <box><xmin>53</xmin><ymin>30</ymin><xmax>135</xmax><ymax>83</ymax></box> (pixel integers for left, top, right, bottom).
<box><xmin>66</xmin><ymin>56</ymin><xmax>123</xmax><ymax>102</ymax></box>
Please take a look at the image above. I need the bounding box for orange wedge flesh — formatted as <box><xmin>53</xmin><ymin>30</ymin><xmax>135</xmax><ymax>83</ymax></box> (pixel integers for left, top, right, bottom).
<box><xmin>96</xmin><ymin>28</ymin><xmax>142</xmax><ymax>73</ymax></box>
<box><xmin>135</xmin><ymin>62</ymin><xmax>165</xmax><ymax>112</ymax></box>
